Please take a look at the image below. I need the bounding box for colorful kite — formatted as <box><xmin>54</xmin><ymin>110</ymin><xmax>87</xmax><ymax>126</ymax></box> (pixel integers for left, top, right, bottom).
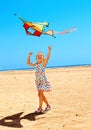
<box><xmin>15</xmin><ymin>14</ymin><xmax>77</xmax><ymax>38</ymax></box>
<box><xmin>15</xmin><ymin>14</ymin><xmax>55</xmax><ymax>38</ymax></box>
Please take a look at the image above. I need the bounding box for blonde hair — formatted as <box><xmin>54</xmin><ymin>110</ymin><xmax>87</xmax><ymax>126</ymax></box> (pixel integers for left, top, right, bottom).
<box><xmin>36</xmin><ymin>52</ymin><xmax>44</xmax><ymax>60</ymax></box>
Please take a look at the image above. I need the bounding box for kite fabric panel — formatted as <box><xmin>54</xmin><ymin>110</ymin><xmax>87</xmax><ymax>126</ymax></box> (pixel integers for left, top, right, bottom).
<box><xmin>15</xmin><ymin>14</ymin><xmax>77</xmax><ymax>38</ymax></box>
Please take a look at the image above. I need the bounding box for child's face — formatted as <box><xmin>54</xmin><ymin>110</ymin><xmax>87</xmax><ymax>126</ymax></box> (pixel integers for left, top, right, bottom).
<box><xmin>36</xmin><ymin>53</ymin><xmax>44</xmax><ymax>63</ymax></box>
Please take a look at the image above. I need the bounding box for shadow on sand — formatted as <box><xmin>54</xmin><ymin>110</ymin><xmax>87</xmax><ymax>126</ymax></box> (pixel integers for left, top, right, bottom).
<box><xmin>0</xmin><ymin>111</ymin><xmax>45</xmax><ymax>128</ymax></box>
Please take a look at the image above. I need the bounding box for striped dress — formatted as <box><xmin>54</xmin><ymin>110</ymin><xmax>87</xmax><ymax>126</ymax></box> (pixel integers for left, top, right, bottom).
<box><xmin>35</xmin><ymin>63</ymin><xmax>52</xmax><ymax>91</ymax></box>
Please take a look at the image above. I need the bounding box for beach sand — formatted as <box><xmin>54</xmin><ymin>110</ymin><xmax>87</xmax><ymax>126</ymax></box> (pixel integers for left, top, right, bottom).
<box><xmin>0</xmin><ymin>66</ymin><xmax>91</xmax><ymax>130</ymax></box>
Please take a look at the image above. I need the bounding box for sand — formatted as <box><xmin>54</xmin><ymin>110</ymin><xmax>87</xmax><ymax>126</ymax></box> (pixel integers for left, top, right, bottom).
<box><xmin>0</xmin><ymin>66</ymin><xmax>91</xmax><ymax>130</ymax></box>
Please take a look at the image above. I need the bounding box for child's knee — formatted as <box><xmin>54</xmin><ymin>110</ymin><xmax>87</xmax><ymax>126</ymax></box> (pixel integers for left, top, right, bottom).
<box><xmin>38</xmin><ymin>90</ymin><xmax>43</xmax><ymax>96</ymax></box>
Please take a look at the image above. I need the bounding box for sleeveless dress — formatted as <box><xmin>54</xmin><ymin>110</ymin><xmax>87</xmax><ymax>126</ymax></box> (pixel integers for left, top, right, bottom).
<box><xmin>35</xmin><ymin>63</ymin><xmax>52</xmax><ymax>91</ymax></box>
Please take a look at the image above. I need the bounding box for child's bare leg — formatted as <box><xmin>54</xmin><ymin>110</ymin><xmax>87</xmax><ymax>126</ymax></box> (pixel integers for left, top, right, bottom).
<box><xmin>43</xmin><ymin>93</ymin><xmax>51</xmax><ymax>110</ymax></box>
<box><xmin>42</xmin><ymin>93</ymin><xmax>49</xmax><ymax>106</ymax></box>
<box><xmin>38</xmin><ymin>90</ymin><xmax>43</xmax><ymax>109</ymax></box>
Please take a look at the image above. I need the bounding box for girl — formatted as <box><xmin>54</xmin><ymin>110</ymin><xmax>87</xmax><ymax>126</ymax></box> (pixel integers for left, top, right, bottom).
<box><xmin>26</xmin><ymin>46</ymin><xmax>52</xmax><ymax>113</ymax></box>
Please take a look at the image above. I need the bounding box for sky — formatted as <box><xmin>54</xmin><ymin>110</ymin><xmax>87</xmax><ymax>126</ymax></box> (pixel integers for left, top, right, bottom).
<box><xmin>0</xmin><ymin>0</ymin><xmax>91</xmax><ymax>70</ymax></box>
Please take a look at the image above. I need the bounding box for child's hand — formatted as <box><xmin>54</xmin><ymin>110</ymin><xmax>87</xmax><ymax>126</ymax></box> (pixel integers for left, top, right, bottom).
<box><xmin>48</xmin><ymin>46</ymin><xmax>52</xmax><ymax>51</ymax></box>
<box><xmin>28</xmin><ymin>52</ymin><xmax>33</xmax><ymax>56</ymax></box>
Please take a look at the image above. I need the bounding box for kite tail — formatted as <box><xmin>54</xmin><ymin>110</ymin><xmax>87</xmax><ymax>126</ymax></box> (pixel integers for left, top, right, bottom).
<box><xmin>14</xmin><ymin>14</ymin><xmax>26</xmax><ymax>23</ymax></box>
<box><xmin>55</xmin><ymin>26</ymin><xmax>77</xmax><ymax>35</ymax></box>
<box><xmin>43</xmin><ymin>30</ymin><xmax>56</xmax><ymax>38</ymax></box>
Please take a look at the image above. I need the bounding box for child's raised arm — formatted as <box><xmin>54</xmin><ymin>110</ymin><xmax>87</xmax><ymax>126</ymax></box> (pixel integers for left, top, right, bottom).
<box><xmin>43</xmin><ymin>46</ymin><xmax>52</xmax><ymax>67</ymax></box>
<box><xmin>26</xmin><ymin>52</ymin><xmax>36</xmax><ymax>66</ymax></box>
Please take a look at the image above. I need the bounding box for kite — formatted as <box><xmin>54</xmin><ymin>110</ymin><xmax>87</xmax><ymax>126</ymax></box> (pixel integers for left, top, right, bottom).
<box><xmin>15</xmin><ymin>14</ymin><xmax>77</xmax><ymax>38</ymax></box>
<box><xmin>15</xmin><ymin>14</ymin><xmax>55</xmax><ymax>38</ymax></box>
